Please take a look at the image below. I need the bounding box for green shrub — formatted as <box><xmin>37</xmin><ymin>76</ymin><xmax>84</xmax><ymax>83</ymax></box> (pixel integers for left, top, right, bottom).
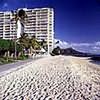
<box><xmin>17</xmin><ymin>54</ymin><xmax>28</xmax><ymax>60</ymax></box>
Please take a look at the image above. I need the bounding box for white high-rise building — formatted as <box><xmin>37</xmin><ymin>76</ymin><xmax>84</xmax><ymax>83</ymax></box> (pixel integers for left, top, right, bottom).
<box><xmin>0</xmin><ymin>11</ymin><xmax>17</xmax><ymax>39</ymax></box>
<box><xmin>0</xmin><ymin>8</ymin><xmax>54</xmax><ymax>53</ymax></box>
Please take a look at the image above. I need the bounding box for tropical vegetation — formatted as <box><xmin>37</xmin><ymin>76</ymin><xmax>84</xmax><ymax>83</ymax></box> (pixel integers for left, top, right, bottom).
<box><xmin>0</xmin><ymin>33</ymin><xmax>46</xmax><ymax>64</ymax></box>
<box><xmin>0</xmin><ymin>9</ymin><xmax>47</xmax><ymax>65</ymax></box>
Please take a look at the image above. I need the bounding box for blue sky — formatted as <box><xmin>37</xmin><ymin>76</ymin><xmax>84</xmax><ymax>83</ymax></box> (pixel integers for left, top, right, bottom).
<box><xmin>0</xmin><ymin>0</ymin><xmax>100</xmax><ymax>54</ymax></box>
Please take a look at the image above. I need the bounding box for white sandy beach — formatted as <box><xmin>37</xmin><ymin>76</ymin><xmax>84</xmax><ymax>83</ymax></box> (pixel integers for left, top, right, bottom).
<box><xmin>0</xmin><ymin>56</ymin><xmax>100</xmax><ymax>100</ymax></box>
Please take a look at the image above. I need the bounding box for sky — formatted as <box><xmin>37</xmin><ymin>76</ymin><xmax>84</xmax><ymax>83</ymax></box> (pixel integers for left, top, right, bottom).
<box><xmin>0</xmin><ymin>0</ymin><xmax>100</xmax><ymax>54</ymax></box>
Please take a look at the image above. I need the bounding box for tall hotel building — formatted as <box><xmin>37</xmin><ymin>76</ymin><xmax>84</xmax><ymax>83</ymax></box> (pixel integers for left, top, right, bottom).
<box><xmin>0</xmin><ymin>8</ymin><xmax>54</xmax><ymax>53</ymax></box>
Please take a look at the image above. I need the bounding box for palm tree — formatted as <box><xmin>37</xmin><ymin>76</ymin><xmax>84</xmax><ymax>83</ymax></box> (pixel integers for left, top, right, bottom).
<box><xmin>40</xmin><ymin>39</ymin><xmax>47</xmax><ymax>52</ymax></box>
<box><xmin>31</xmin><ymin>38</ymin><xmax>41</xmax><ymax>54</ymax></box>
<box><xmin>19</xmin><ymin>33</ymin><xmax>41</xmax><ymax>57</ymax></box>
<box><xmin>19</xmin><ymin>33</ymin><xmax>30</xmax><ymax>49</ymax></box>
<box><xmin>11</xmin><ymin>9</ymin><xmax>27</xmax><ymax>37</ymax></box>
<box><xmin>11</xmin><ymin>9</ymin><xmax>27</xmax><ymax>59</ymax></box>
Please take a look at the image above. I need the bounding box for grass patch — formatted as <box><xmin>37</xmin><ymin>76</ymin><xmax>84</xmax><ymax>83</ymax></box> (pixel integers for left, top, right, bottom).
<box><xmin>0</xmin><ymin>57</ymin><xmax>15</xmax><ymax>65</ymax></box>
<box><xmin>0</xmin><ymin>54</ymin><xmax>29</xmax><ymax>65</ymax></box>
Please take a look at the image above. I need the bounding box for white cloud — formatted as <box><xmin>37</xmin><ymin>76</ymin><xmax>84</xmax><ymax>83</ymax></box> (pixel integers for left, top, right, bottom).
<box><xmin>71</xmin><ymin>43</ymin><xmax>91</xmax><ymax>47</ymax></box>
<box><xmin>95</xmin><ymin>41</ymin><xmax>100</xmax><ymax>46</ymax></box>
<box><xmin>92</xmin><ymin>46</ymin><xmax>100</xmax><ymax>53</ymax></box>
<box><xmin>54</xmin><ymin>39</ymin><xmax>100</xmax><ymax>54</ymax></box>
<box><xmin>54</xmin><ymin>39</ymin><xmax>70</xmax><ymax>49</ymax></box>
<box><xmin>3</xmin><ymin>3</ymin><xmax>8</xmax><ymax>8</ymax></box>
<box><xmin>93</xmin><ymin>46</ymin><xmax>100</xmax><ymax>50</ymax></box>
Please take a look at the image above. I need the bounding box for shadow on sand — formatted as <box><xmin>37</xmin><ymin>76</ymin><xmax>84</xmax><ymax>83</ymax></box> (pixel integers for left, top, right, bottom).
<box><xmin>89</xmin><ymin>56</ymin><xmax>100</xmax><ymax>65</ymax></box>
<box><xmin>89</xmin><ymin>60</ymin><xmax>100</xmax><ymax>65</ymax></box>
